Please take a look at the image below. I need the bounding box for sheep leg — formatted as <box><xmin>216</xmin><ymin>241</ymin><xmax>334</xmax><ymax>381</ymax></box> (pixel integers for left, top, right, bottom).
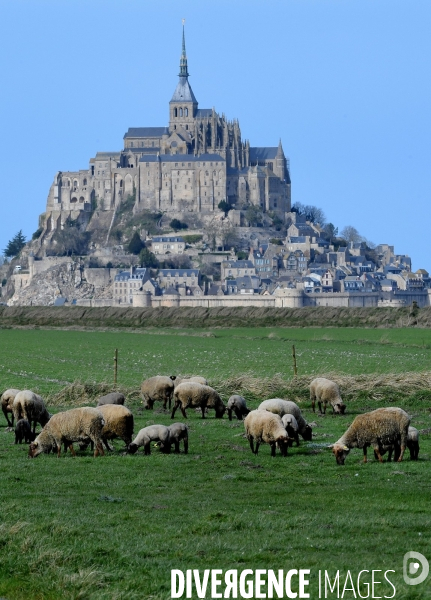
<box><xmin>3</xmin><ymin>408</ymin><xmax>13</xmax><ymax>428</ymax></box>
<box><xmin>57</xmin><ymin>442</ymin><xmax>62</xmax><ymax>458</ymax></box>
<box><xmin>171</xmin><ymin>400</ymin><xmax>180</xmax><ymax>419</ymax></box>
<box><xmin>201</xmin><ymin>406</ymin><xmax>206</xmax><ymax>419</ymax></box>
<box><xmin>270</xmin><ymin>443</ymin><xmax>276</xmax><ymax>457</ymax></box>
<box><xmin>248</xmin><ymin>437</ymin><xmax>255</xmax><ymax>454</ymax></box>
<box><xmin>372</xmin><ymin>446</ymin><xmax>384</xmax><ymax>463</ymax></box>
<box><xmin>144</xmin><ymin>443</ymin><xmax>151</xmax><ymax>455</ymax></box>
<box><xmin>363</xmin><ymin>447</ymin><xmax>369</xmax><ymax>463</ymax></box>
<box><xmin>174</xmin><ymin>441</ymin><xmax>180</xmax><ymax>453</ymax></box>
<box><xmin>227</xmin><ymin>409</ymin><xmax>232</xmax><ymax>421</ymax></box>
<box><xmin>397</xmin><ymin>445</ymin><xmax>406</xmax><ymax>462</ymax></box>
<box><xmin>68</xmin><ymin>444</ymin><xmax>76</xmax><ymax>457</ymax></box>
<box><xmin>311</xmin><ymin>396</ymin><xmax>316</xmax><ymax>412</ymax></box>
<box><xmin>94</xmin><ymin>442</ymin><xmax>105</xmax><ymax>457</ymax></box>
<box><xmin>318</xmin><ymin>401</ymin><xmax>323</xmax><ymax>414</ymax></box>
<box><xmin>254</xmin><ymin>441</ymin><xmax>260</xmax><ymax>455</ymax></box>
<box><xmin>183</xmin><ymin>438</ymin><xmax>188</xmax><ymax>454</ymax></box>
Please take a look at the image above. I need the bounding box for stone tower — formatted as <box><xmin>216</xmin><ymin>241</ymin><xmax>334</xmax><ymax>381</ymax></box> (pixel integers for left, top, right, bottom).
<box><xmin>169</xmin><ymin>24</ymin><xmax>198</xmax><ymax>133</ymax></box>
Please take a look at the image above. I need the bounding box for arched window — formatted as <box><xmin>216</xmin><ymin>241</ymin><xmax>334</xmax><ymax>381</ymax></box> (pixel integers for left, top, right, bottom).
<box><xmin>83</xmin><ymin>178</ymin><xmax>87</xmax><ymax>186</ymax></box>
<box><xmin>74</xmin><ymin>180</ymin><xmax>78</xmax><ymax>187</ymax></box>
<box><xmin>185</xmin><ymin>108</ymin><xmax>188</xmax><ymax>117</ymax></box>
<box><xmin>79</xmin><ymin>197</ymin><xmax>84</xmax><ymax>203</ymax></box>
<box><xmin>174</xmin><ymin>108</ymin><xmax>177</xmax><ymax>117</ymax></box>
<box><xmin>71</xmin><ymin>197</ymin><xmax>78</xmax><ymax>203</ymax></box>
<box><xmin>179</xmin><ymin>108</ymin><xmax>183</xmax><ymax>117</ymax></box>
<box><xmin>119</xmin><ymin>180</ymin><xmax>123</xmax><ymax>188</ymax></box>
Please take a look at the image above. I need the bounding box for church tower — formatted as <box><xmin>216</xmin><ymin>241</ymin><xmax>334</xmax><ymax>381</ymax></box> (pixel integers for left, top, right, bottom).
<box><xmin>169</xmin><ymin>24</ymin><xmax>198</xmax><ymax>133</ymax></box>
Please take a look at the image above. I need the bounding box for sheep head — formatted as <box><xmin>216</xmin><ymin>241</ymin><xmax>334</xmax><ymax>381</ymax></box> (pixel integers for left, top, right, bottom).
<box><xmin>302</xmin><ymin>424</ymin><xmax>313</xmax><ymax>441</ymax></box>
<box><xmin>330</xmin><ymin>443</ymin><xmax>350</xmax><ymax>465</ymax></box>
<box><xmin>334</xmin><ymin>402</ymin><xmax>346</xmax><ymax>415</ymax></box>
<box><xmin>28</xmin><ymin>441</ymin><xmax>42</xmax><ymax>458</ymax></box>
<box><xmin>127</xmin><ymin>443</ymin><xmax>139</xmax><ymax>454</ymax></box>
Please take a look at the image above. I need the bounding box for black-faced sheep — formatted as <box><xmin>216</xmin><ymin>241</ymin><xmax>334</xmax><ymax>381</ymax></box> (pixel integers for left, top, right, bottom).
<box><xmin>12</xmin><ymin>390</ymin><xmax>51</xmax><ymax>434</ymax></box>
<box><xmin>168</xmin><ymin>422</ymin><xmax>188</xmax><ymax>454</ymax></box>
<box><xmin>281</xmin><ymin>414</ymin><xmax>299</xmax><ymax>447</ymax></box>
<box><xmin>97</xmin><ymin>392</ymin><xmax>125</xmax><ymax>406</ymax></box>
<box><xmin>1</xmin><ymin>388</ymin><xmax>20</xmax><ymax>428</ymax></box>
<box><xmin>15</xmin><ymin>419</ymin><xmax>36</xmax><ymax>444</ymax></box>
<box><xmin>29</xmin><ymin>407</ymin><xmax>105</xmax><ymax>458</ymax></box>
<box><xmin>330</xmin><ymin>407</ymin><xmax>410</xmax><ymax>465</ymax></box>
<box><xmin>258</xmin><ymin>399</ymin><xmax>313</xmax><ymax>444</ymax></box>
<box><xmin>141</xmin><ymin>376</ymin><xmax>176</xmax><ymax>410</ymax></box>
<box><xmin>244</xmin><ymin>410</ymin><xmax>289</xmax><ymax>457</ymax></box>
<box><xmin>227</xmin><ymin>395</ymin><xmax>250</xmax><ymax>421</ymax></box>
<box><xmin>310</xmin><ymin>377</ymin><xmax>346</xmax><ymax>415</ymax></box>
<box><xmin>171</xmin><ymin>382</ymin><xmax>226</xmax><ymax>419</ymax></box>
<box><xmin>127</xmin><ymin>424</ymin><xmax>171</xmax><ymax>455</ymax></box>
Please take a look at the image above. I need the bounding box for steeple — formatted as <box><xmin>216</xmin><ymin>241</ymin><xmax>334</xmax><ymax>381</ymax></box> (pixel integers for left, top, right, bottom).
<box><xmin>275</xmin><ymin>139</ymin><xmax>287</xmax><ymax>180</ymax></box>
<box><xmin>179</xmin><ymin>22</ymin><xmax>189</xmax><ymax>78</ymax></box>
<box><xmin>276</xmin><ymin>139</ymin><xmax>284</xmax><ymax>158</ymax></box>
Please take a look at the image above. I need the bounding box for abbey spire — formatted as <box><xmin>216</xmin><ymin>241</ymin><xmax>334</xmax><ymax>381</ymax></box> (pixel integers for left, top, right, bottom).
<box><xmin>179</xmin><ymin>22</ymin><xmax>189</xmax><ymax>78</ymax></box>
<box><xmin>169</xmin><ymin>22</ymin><xmax>198</xmax><ymax>132</ymax></box>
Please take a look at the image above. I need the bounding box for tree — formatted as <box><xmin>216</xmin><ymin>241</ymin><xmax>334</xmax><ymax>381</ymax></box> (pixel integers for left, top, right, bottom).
<box><xmin>3</xmin><ymin>230</ymin><xmax>26</xmax><ymax>257</ymax></box>
<box><xmin>323</xmin><ymin>223</ymin><xmax>338</xmax><ymax>243</ymax></box>
<box><xmin>340</xmin><ymin>225</ymin><xmax>362</xmax><ymax>243</ymax></box>
<box><xmin>128</xmin><ymin>232</ymin><xmax>145</xmax><ymax>255</ymax></box>
<box><xmin>46</xmin><ymin>220</ymin><xmax>89</xmax><ymax>256</ymax></box>
<box><xmin>218</xmin><ymin>200</ymin><xmax>232</xmax><ymax>217</ymax></box>
<box><xmin>170</xmin><ymin>219</ymin><xmax>188</xmax><ymax>231</ymax></box>
<box><xmin>245</xmin><ymin>204</ymin><xmax>263</xmax><ymax>226</ymax></box>
<box><xmin>292</xmin><ymin>202</ymin><xmax>326</xmax><ymax>225</ymax></box>
<box><xmin>139</xmin><ymin>248</ymin><xmax>159</xmax><ymax>268</ymax></box>
<box><xmin>161</xmin><ymin>254</ymin><xmax>192</xmax><ymax>269</ymax></box>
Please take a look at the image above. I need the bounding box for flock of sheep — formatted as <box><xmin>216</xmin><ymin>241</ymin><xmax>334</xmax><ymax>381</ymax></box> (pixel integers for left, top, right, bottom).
<box><xmin>0</xmin><ymin>375</ymin><xmax>420</xmax><ymax>465</ymax></box>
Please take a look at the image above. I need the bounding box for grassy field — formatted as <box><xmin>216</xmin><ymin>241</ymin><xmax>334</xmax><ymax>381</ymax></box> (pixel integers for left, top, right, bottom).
<box><xmin>0</xmin><ymin>328</ymin><xmax>431</xmax><ymax>599</ymax></box>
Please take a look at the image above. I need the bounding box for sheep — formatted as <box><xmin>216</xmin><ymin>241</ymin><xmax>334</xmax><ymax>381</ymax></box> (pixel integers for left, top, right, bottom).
<box><xmin>258</xmin><ymin>399</ymin><xmax>313</xmax><ymax>444</ymax></box>
<box><xmin>374</xmin><ymin>426</ymin><xmax>420</xmax><ymax>462</ymax></box>
<box><xmin>330</xmin><ymin>407</ymin><xmax>410</xmax><ymax>465</ymax></box>
<box><xmin>12</xmin><ymin>390</ymin><xmax>51</xmax><ymax>434</ymax></box>
<box><xmin>1</xmin><ymin>388</ymin><xmax>20</xmax><ymax>428</ymax></box>
<box><xmin>29</xmin><ymin>407</ymin><xmax>105</xmax><ymax>458</ymax></box>
<box><xmin>79</xmin><ymin>405</ymin><xmax>134</xmax><ymax>452</ymax></box>
<box><xmin>244</xmin><ymin>410</ymin><xmax>289</xmax><ymax>457</ymax></box>
<box><xmin>227</xmin><ymin>395</ymin><xmax>250</xmax><ymax>421</ymax></box>
<box><xmin>97</xmin><ymin>392</ymin><xmax>125</xmax><ymax>406</ymax></box>
<box><xmin>127</xmin><ymin>425</ymin><xmax>171</xmax><ymax>455</ymax></box>
<box><xmin>174</xmin><ymin>376</ymin><xmax>208</xmax><ymax>388</ymax></box>
<box><xmin>281</xmin><ymin>414</ymin><xmax>299</xmax><ymax>447</ymax></box>
<box><xmin>310</xmin><ymin>377</ymin><xmax>346</xmax><ymax>415</ymax></box>
<box><xmin>167</xmin><ymin>422</ymin><xmax>188</xmax><ymax>454</ymax></box>
<box><xmin>171</xmin><ymin>382</ymin><xmax>226</xmax><ymax>419</ymax></box>
<box><xmin>15</xmin><ymin>419</ymin><xmax>36</xmax><ymax>444</ymax></box>
<box><xmin>141</xmin><ymin>376</ymin><xmax>176</xmax><ymax>410</ymax></box>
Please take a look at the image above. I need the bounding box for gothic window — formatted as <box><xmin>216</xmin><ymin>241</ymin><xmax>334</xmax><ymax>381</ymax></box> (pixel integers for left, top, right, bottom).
<box><xmin>71</xmin><ymin>197</ymin><xmax>77</xmax><ymax>203</ymax></box>
<box><xmin>174</xmin><ymin>108</ymin><xmax>177</xmax><ymax>117</ymax></box>
<box><xmin>79</xmin><ymin>197</ymin><xmax>84</xmax><ymax>203</ymax></box>
<box><xmin>185</xmin><ymin>108</ymin><xmax>188</xmax><ymax>116</ymax></box>
<box><xmin>185</xmin><ymin>125</ymin><xmax>188</xmax><ymax>130</ymax></box>
<box><xmin>74</xmin><ymin>180</ymin><xmax>78</xmax><ymax>187</ymax></box>
<box><xmin>177</xmin><ymin>171</ymin><xmax>180</xmax><ymax>175</ymax></box>
<box><xmin>141</xmin><ymin>142</ymin><xmax>144</xmax><ymax>147</ymax></box>
<box><xmin>205</xmin><ymin>171</ymin><xmax>209</xmax><ymax>176</ymax></box>
<box><xmin>83</xmin><ymin>178</ymin><xmax>87</xmax><ymax>185</ymax></box>
<box><xmin>179</xmin><ymin>108</ymin><xmax>183</xmax><ymax>117</ymax></box>
<box><xmin>152</xmin><ymin>141</ymin><xmax>154</xmax><ymax>147</ymax></box>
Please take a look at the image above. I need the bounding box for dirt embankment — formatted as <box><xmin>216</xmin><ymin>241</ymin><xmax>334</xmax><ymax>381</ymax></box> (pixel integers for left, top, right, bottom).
<box><xmin>1</xmin><ymin>304</ymin><xmax>431</xmax><ymax>329</ymax></box>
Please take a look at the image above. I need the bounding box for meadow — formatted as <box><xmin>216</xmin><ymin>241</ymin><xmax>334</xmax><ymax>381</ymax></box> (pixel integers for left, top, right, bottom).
<box><xmin>0</xmin><ymin>327</ymin><xmax>431</xmax><ymax>599</ymax></box>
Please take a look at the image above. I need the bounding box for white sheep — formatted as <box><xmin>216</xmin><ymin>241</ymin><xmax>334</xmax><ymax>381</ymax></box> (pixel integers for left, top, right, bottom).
<box><xmin>171</xmin><ymin>382</ymin><xmax>226</xmax><ymax>419</ymax></box>
<box><xmin>330</xmin><ymin>407</ymin><xmax>410</xmax><ymax>465</ymax></box>
<box><xmin>141</xmin><ymin>376</ymin><xmax>176</xmax><ymax>410</ymax></box>
<box><xmin>258</xmin><ymin>399</ymin><xmax>313</xmax><ymax>444</ymax></box>
<box><xmin>1</xmin><ymin>388</ymin><xmax>20</xmax><ymax>428</ymax></box>
<box><xmin>97</xmin><ymin>392</ymin><xmax>125</xmax><ymax>406</ymax></box>
<box><xmin>281</xmin><ymin>414</ymin><xmax>299</xmax><ymax>446</ymax></box>
<box><xmin>310</xmin><ymin>377</ymin><xmax>346</xmax><ymax>414</ymax></box>
<box><xmin>174</xmin><ymin>376</ymin><xmax>208</xmax><ymax>388</ymax></box>
<box><xmin>244</xmin><ymin>410</ymin><xmax>289</xmax><ymax>456</ymax></box>
<box><xmin>227</xmin><ymin>395</ymin><xmax>250</xmax><ymax>421</ymax></box>
<box><xmin>167</xmin><ymin>422</ymin><xmax>188</xmax><ymax>454</ymax></box>
<box><xmin>29</xmin><ymin>407</ymin><xmax>105</xmax><ymax>458</ymax></box>
<box><xmin>127</xmin><ymin>425</ymin><xmax>171</xmax><ymax>455</ymax></box>
<box><xmin>79</xmin><ymin>405</ymin><xmax>134</xmax><ymax>452</ymax></box>
<box><xmin>12</xmin><ymin>390</ymin><xmax>51</xmax><ymax>434</ymax></box>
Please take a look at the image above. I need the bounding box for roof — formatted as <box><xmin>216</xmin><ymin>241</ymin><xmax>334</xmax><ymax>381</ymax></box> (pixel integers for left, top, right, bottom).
<box><xmin>170</xmin><ymin>77</ymin><xmax>198</xmax><ymax>103</ymax></box>
<box><xmin>139</xmin><ymin>153</ymin><xmax>225</xmax><ymax>163</ymax></box>
<box><xmin>223</xmin><ymin>260</ymin><xmax>254</xmax><ymax>269</ymax></box>
<box><xmin>196</xmin><ymin>108</ymin><xmax>212</xmax><ymax>117</ymax></box>
<box><xmin>95</xmin><ymin>152</ymin><xmax>121</xmax><ymax>159</ymax></box>
<box><xmin>124</xmin><ymin>127</ymin><xmax>169</xmax><ymax>139</ymax></box>
<box><xmin>115</xmin><ymin>267</ymin><xmax>149</xmax><ymax>281</ymax></box>
<box><xmin>152</xmin><ymin>236</ymin><xmax>184</xmax><ymax>243</ymax></box>
<box><xmin>249</xmin><ymin>147</ymin><xmax>278</xmax><ymax>161</ymax></box>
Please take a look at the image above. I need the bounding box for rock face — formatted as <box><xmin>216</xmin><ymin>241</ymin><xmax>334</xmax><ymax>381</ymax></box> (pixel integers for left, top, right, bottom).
<box><xmin>7</xmin><ymin>261</ymin><xmax>114</xmax><ymax>306</ymax></box>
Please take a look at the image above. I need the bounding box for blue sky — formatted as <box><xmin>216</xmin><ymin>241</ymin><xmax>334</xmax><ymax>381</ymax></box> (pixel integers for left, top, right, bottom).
<box><xmin>0</xmin><ymin>0</ymin><xmax>430</xmax><ymax>270</ymax></box>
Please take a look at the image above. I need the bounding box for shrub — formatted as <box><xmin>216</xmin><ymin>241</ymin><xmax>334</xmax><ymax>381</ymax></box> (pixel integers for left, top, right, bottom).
<box><xmin>269</xmin><ymin>238</ymin><xmax>283</xmax><ymax>246</ymax></box>
<box><xmin>237</xmin><ymin>250</ymin><xmax>249</xmax><ymax>260</ymax></box>
<box><xmin>170</xmin><ymin>219</ymin><xmax>188</xmax><ymax>231</ymax></box>
<box><xmin>32</xmin><ymin>227</ymin><xmax>43</xmax><ymax>240</ymax></box>
<box><xmin>128</xmin><ymin>232</ymin><xmax>145</xmax><ymax>255</ymax></box>
<box><xmin>139</xmin><ymin>248</ymin><xmax>159</xmax><ymax>268</ymax></box>
<box><xmin>183</xmin><ymin>234</ymin><xmax>203</xmax><ymax>244</ymax></box>
<box><xmin>46</xmin><ymin>220</ymin><xmax>89</xmax><ymax>257</ymax></box>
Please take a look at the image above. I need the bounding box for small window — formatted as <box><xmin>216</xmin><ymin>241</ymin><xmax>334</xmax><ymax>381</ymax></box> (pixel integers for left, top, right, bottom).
<box><xmin>119</xmin><ymin>180</ymin><xmax>123</xmax><ymax>188</ymax></box>
<box><xmin>179</xmin><ymin>108</ymin><xmax>183</xmax><ymax>117</ymax></box>
<box><xmin>131</xmin><ymin>142</ymin><xmax>134</xmax><ymax>147</ymax></box>
<box><xmin>83</xmin><ymin>178</ymin><xmax>87</xmax><ymax>185</ymax></box>
<box><xmin>185</xmin><ymin>108</ymin><xmax>188</xmax><ymax>116</ymax></box>
<box><xmin>174</xmin><ymin>108</ymin><xmax>178</xmax><ymax>117</ymax></box>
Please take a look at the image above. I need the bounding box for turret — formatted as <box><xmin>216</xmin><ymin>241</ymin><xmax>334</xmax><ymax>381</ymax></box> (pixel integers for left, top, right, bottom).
<box><xmin>169</xmin><ymin>22</ymin><xmax>198</xmax><ymax>133</ymax></box>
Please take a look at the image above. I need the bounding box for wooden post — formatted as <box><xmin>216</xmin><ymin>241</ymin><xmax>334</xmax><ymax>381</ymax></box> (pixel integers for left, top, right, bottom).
<box><xmin>292</xmin><ymin>344</ymin><xmax>298</xmax><ymax>377</ymax></box>
<box><xmin>114</xmin><ymin>348</ymin><xmax>118</xmax><ymax>384</ymax></box>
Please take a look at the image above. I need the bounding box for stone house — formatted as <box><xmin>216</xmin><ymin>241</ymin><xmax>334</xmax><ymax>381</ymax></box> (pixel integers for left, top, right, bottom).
<box><xmin>157</xmin><ymin>268</ymin><xmax>201</xmax><ymax>290</ymax></box>
<box><xmin>151</xmin><ymin>236</ymin><xmax>185</xmax><ymax>255</ymax></box>
<box><xmin>221</xmin><ymin>260</ymin><xmax>256</xmax><ymax>282</ymax></box>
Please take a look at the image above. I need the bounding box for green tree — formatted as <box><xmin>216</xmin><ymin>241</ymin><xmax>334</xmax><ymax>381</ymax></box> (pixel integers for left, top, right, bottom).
<box><xmin>170</xmin><ymin>219</ymin><xmax>188</xmax><ymax>231</ymax></box>
<box><xmin>139</xmin><ymin>248</ymin><xmax>159</xmax><ymax>268</ymax></box>
<box><xmin>218</xmin><ymin>200</ymin><xmax>232</xmax><ymax>217</ymax></box>
<box><xmin>128</xmin><ymin>232</ymin><xmax>145</xmax><ymax>255</ymax></box>
<box><xmin>245</xmin><ymin>205</ymin><xmax>263</xmax><ymax>226</ymax></box>
<box><xmin>3</xmin><ymin>230</ymin><xmax>26</xmax><ymax>257</ymax></box>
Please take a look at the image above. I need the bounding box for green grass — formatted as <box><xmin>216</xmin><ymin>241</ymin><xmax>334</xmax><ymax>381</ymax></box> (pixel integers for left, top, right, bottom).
<box><xmin>0</xmin><ymin>328</ymin><xmax>431</xmax><ymax>599</ymax></box>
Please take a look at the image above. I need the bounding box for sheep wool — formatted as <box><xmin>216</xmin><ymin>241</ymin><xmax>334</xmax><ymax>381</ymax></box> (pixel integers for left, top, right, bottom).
<box><xmin>174</xmin><ymin>376</ymin><xmax>208</xmax><ymax>388</ymax></box>
<box><xmin>331</xmin><ymin>407</ymin><xmax>410</xmax><ymax>465</ymax></box>
<box><xmin>310</xmin><ymin>378</ymin><xmax>346</xmax><ymax>414</ymax></box>
<box><xmin>244</xmin><ymin>410</ymin><xmax>289</xmax><ymax>457</ymax></box>
<box><xmin>172</xmin><ymin>382</ymin><xmax>226</xmax><ymax>419</ymax></box>
<box><xmin>29</xmin><ymin>407</ymin><xmax>105</xmax><ymax>458</ymax></box>
<box><xmin>97</xmin><ymin>392</ymin><xmax>125</xmax><ymax>406</ymax></box>
<box><xmin>167</xmin><ymin>422</ymin><xmax>189</xmax><ymax>454</ymax></box>
<box><xmin>281</xmin><ymin>414</ymin><xmax>299</xmax><ymax>447</ymax></box>
<box><xmin>128</xmin><ymin>425</ymin><xmax>171</xmax><ymax>455</ymax></box>
<box><xmin>227</xmin><ymin>395</ymin><xmax>250</xmax><ymax>421</ymax></box>
<box><xmin>98</xmin><ymin>404</ymin><xmax>134</xmax><ymax>449</ymax></box>
<box><xmin>1</xmin><ymin>388</ymin><xmax>20</xmax><ymax>428</ymax></box>
<box><xmin>15</xmin><ymin>419</ymin><xmax>35</xmax><ymax>444</ymax></box>
<box><xmin>141</xmin><ymin>376</ymin><xmax>176</xmax><ymax>410</ymax></box>
<box><xmin>258</xmin><ymin>399</ymin><xmax>313</xmax><ymax>443</ymax></box>
<box><xmin>13</xmin><ymin>390</ymin><xmax>51</xmax><ymax>434</ymax></box>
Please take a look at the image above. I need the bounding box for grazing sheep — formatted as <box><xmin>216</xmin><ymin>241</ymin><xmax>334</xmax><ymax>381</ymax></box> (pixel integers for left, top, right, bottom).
<box><xmin>97</xmin><ymin>392</ymin><xmax>125</xmax><ymax>406</ymax></box>
<box><xmin>15</xmin><ymin>419</ymin><xmax>36</xmax><ymax>444</ymax></box>
<box><xmin>171</xmin><ymin>382</ymin><xmax>226</xmax><ymax>419</ymax></box>
<box><xmin>29</xmin><ymin>407</ymin><xmax>105</xmax><ymax>458</ymax></box>
<box><xmin>12</xmin><ymin>390</ymin><xmax>51</xmax><ymax>434</ymax></box>
<box><xmin>310</xmin><ymin>377</ymin><xmax>346</xmax><ymax>415</ymax></box>
<box><xmin>1</xmin><ymin>388</ymin><xmax>20</xmax><ymax>428</ymax></box>
<box><xmin>330</xmin><ymin>407</ymin><xmax>410</xmax><ymax>465</ymax></box>
<box><xmin>258</xmin><ymin>399</ymin><xmax>313</xmax><ymax>444</ymax></box>
<box><xmin>244</xmin><ymin>410</ymin><xmax>289</xmax><ymax>457</ymax></box>
<box><xmin>174</xmin><ymin>376</ymin><xmax>208</xmax><ymax>388</ymax></box>
<box><xmin>127</xmin><ymin>425</ymin><xmax>171</xmax><ymax>455</ymax></box>
<box><xmin>375</xmin><ymin>426</ymin><xmax>420</xmax><ymax>462</ymax></box>
<box><xmin>141</xmin><ymin>376</ymin><xmax>176</xmax><ymax>410</ymax></box>
<box><xmin>227</xmin><ymin>395</ymin><xmax>250</xmax><ymax>421</ymax></box>
<box><xmin>281</xmin><ymin>414</ymin><xmax>299</xmax><ymax>447</ymax></box>
<box><xmin>168</xmin><ymin>422</ymin><xmax>189</xmax><ymax>454</ymax></box>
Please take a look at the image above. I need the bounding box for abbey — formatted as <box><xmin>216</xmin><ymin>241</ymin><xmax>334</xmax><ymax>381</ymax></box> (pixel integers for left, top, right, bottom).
<box><xmin>44</xmin><ymin>27</ymin><xmax>291</xmax><ymax>232</ymax></box>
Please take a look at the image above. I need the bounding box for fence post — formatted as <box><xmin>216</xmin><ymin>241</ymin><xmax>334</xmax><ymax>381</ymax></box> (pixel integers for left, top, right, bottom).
<box><xmin>292</xmin><ymin>344</ymin><xmax>298</xmax><ymax>377</ymax></box>
<box><xmin>114</xmin><ymin>348</ymin><xmax>118</xmax><ymax>384</ymax></box>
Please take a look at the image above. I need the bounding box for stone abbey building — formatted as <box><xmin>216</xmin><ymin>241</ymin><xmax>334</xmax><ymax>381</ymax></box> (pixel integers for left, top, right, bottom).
<box><xmin>44</xmin><ymin>27</ymin><xmax>291</xmax><ymax>232</ymax></box>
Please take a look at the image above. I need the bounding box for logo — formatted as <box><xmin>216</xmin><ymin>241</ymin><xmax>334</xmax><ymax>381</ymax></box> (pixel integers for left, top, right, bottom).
<box><xmin>403</xmin><ymin>551</ymin><xmax>429</xmax><ymax>585</ymax></box>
